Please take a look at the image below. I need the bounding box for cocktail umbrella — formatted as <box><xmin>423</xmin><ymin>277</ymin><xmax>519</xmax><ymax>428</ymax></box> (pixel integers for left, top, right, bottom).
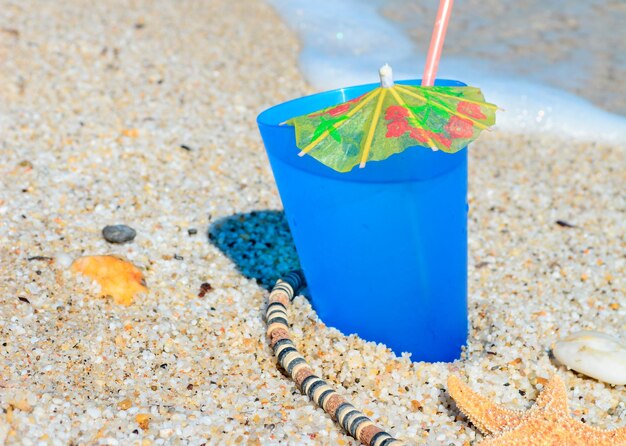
<box><xmin>286</xmin><ymin>0</ymin><xmax>498</xmax><ymax>173</ymax></box>
<box><xmin>287</xmin><ymin>66</ymin><xmax>497</xmax><ymax>172</ymax></box>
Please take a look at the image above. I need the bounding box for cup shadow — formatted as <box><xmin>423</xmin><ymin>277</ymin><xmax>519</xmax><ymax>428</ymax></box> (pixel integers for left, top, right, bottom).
<box><xmin>209</xmin><ymin>210</ymin><xmax>301</xmax><ymax>290</ymax></box>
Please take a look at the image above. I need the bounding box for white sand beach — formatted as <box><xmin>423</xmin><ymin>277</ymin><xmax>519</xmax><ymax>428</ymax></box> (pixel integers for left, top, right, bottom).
<box><xmin>0</xmin><ymin>0</ymin><xmax>624</xmax><ymax>445</ymax></box>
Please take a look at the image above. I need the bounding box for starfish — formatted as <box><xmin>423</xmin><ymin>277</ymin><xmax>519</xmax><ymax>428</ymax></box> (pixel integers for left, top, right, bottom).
<box><xmin>448</xmin><ymin>374</ymin><xmax>626</xmax><ymax>445</ymax></box>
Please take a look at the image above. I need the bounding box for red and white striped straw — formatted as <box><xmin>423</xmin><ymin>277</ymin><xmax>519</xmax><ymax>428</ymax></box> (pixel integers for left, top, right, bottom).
<box><xmin>421</xmin><ymin>0</ymin><xmax>454</xmax><ymax>87</ymax></box>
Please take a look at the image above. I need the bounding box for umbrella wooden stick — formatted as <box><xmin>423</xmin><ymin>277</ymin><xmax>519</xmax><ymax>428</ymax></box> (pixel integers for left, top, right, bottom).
<box><xmin>422</xmin><ymin>0</ymin><xmax>454</xmax><ymax>87</ymax></box>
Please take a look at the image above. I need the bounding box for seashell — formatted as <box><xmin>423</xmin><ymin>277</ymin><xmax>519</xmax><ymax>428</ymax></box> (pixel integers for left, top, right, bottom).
<box><xmin>553</xmin><ymin>331</ymin><xmax>626</xmax><ymax>385</ymax></box>
<box><xmin>71</xmin><ymin>255</ymin><xmax>147</xmax><ymax>306</ymax></box>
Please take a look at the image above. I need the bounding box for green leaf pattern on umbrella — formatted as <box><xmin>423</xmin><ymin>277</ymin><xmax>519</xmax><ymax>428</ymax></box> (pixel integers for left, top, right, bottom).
<box><xmin>287</xmin><ymin>85</ymin><xmax>497</xmax><ymax>172</ymax></box>
<box><xmin>312</xmin><ymin>115</ymin><xmax>349</xmax><ymax>143</ymax></box>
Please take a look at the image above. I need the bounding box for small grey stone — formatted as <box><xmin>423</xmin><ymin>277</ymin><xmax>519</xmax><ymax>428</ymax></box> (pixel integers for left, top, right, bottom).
<box><xmin>102</xmin><ymin>224</ymin><xmax>136</xmax><ymax>243</ymax></box>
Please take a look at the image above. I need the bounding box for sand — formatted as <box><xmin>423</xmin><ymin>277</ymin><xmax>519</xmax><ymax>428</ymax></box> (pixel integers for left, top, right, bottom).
<box><xmin>0</xmin><ymin>0</ymin><xmax>624</xmax><ymax>445</ymax></box>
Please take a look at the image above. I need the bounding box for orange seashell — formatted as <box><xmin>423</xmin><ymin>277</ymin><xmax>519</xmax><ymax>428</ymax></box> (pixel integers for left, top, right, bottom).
<box><xmin>71</xmin><ymin>255</ymin><xmax>147</xmax><ymax>305</ymax></box>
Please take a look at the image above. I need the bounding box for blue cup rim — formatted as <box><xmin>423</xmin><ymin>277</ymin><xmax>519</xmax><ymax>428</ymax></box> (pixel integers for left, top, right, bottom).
<box><xmin>257</xmin><ymin>79</ymin><xmax>466</xmax><ymax>127</ymax></box>
<box><xmin>257</xmin><ymin>79</ymin><xmax>468</xmax><ymax>182</ymax></box>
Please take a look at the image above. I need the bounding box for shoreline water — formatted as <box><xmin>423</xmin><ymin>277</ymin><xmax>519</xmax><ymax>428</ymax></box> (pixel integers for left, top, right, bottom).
<box><xmin>266</xmin><ymin>0</ymin><xmax>626</xmax><ymax>143</ymax></box>
<box><xmin>382</xmin><ymin>0</ymin><xmax>626</xmax><ymax>117</ymax></box>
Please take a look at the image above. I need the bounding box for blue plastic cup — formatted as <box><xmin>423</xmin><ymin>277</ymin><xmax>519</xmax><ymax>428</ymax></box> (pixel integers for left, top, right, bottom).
<box><xmin>257</xmin><ymin>80</ymin><xmax>467</xmax><ymax>362</ymax></box>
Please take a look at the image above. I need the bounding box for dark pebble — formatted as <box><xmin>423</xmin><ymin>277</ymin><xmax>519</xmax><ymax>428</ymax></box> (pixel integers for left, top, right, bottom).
<box><xmin>102</xmin><ymin>224</ymin><xmax>136</xmax><ymax>243</ymax></box>
<box><xmin>174</xmin><ymin>254</ymin><xmax>184</xmax><ymax>260</ymax></box>
<box><xmin>188</xmin><ymin>228</ymin><xmax>198</xmax><ymax>235</ymax></box>
<box><xmin>27</xmin><ymin>256</ymin><xmax>52</xmax><ymax>261</ymax></box>
<box><xmin>556</xmin><ymin>220</ymin><xmax>577</xmax><ymax>228</ymax></box>
<box><xmin>198</xmin><ymin>282</ymin><xmax>213</xmax><ymax>297</ymax></box>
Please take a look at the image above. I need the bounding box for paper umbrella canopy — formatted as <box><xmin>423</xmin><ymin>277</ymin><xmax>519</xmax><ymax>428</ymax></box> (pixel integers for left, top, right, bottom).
<box><xmin>286</xmin><ymin>65</ymin><xmax>498</xmax><ymax>172</ymax></box>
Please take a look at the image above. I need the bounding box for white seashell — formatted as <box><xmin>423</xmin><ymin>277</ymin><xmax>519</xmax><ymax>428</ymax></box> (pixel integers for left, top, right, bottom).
<box><xmin>553</xmin><ymin>331</ymin><xmax>626</xmax><ymax>386</ymax></box>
